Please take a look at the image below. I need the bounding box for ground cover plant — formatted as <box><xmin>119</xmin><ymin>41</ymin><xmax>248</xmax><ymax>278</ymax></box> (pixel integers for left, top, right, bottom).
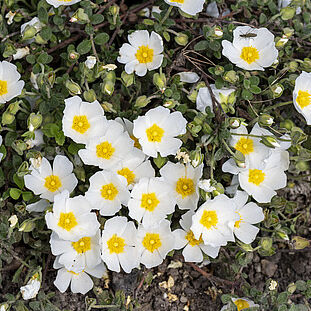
<box><xmin>0</xmin><ymin>0</ymin><xmax>311</xmax><ymax>310</ymax></box>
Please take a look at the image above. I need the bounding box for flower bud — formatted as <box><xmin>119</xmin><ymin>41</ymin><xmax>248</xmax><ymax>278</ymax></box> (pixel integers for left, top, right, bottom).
<box><xmin>214</xmin><ymin>65</ymin><xmax>224</xmax><ymax>76</ymax></box>
<box><xmin>280</xmin><ymin>119</ymin><xmax>294</xmax><ymax>130</ymax></box>
<box><xmin>102</xmin><ymin>64</ymin><xmax>117</xmax><ymax>71</ymax></box>
<box><xmin>287</xmin><ymin>283</ymin><xmax>296</xmax><ymax>294</ymax></box>
<box><xmin>289</xmin><ymin>61</ymin><xmax>298</xmax><ymax>72</ymax></box>
<box><xmin>19</xmin><ymin>219</ymin><xmax>36</xmax><ymax>232</ymax></box>
<box><xmin>35</xmin><ymin>33</ymin><xmax>47</xmax><ymax>45</ymax></box>
<box><xmin>271</xmin><ymin>84</ymin><xmax>284</xmax><ymax>98</ymax></box>
<box><xmin>28</xmin><ymin>113</ymin><xmax>42</xmax><ymax>131</ymax></box>
<box><xmin>20</xmin><ymin>270</ymin><xmax>41</xmax><ymax>300</ymax></box>
<box><xmin>12</xmin><ymin>140</ymin><xmax>27</xmax><ymax>155</ymax></box>
<box><xmin>276</xmin><ymin>229</ymin><xmax>289</xmax><ymax>241</ymax></box>
<box><xmin>68</xmin><ymin>51</ymin><xmax>80</xmax><ymax>61</ymax></box>
<box><xmin>258</xmin><ymin>113</ymin><xmax>274</xmax><ymax>126</ymax></box>
<box><xmin>153</xmin><ymin>72</ymin><xmax>166</xmax><ymax>92</ymax></box>
<box><xmin>190</xmin><ymin>148</ymin><xmax>204</xmax><ymax>168</ymax></box>
<box><xmin>134</xmin><ymin>95</ymin><xmax>150</xmax><ymax>108</ymax></box>
<box><xmin>101</xmin><ymin>80</ymin><xmax>115</xmax><ymax>96</ymax></box>
<box><xmin>22</xmin><ymin>26</ymin><xmax>37</xmax><ymax>40</ymax></box>
<box><xmin>8</xmin><ymin>101</ymin><xmax>20</xmax><ymax>115</ymax></box>
<box><xmin>65</xmin><ymin>79</ymin><xmax>81</xmax><ymax>95</ymax></box>
<box><xmin>70</xmin><ymin>8</ymin><xmax>90</xmax><ymax>23</ymax></box>
<box><xmin>292</xmin><ymin>236</ymin><xmax>310</xmax><ymax>250</ymax></box>
<box><xmin>238</xmin><ymin>242</ymin><xmax>254</xmax><ymax>252</ymax></box>
<box><xmin>202</xmin><ymin>122</ymin><xmax>213</xmax><ymax>135</ymax></box>
<box><xmin>83</xmin><ymin>89</ymin><xmax>97</xmax><ymax>102</ymax></box>
<box><xmin>121</xmin><ymin>71</ymin><xmax>134</xmax><ymax>87</ymax></box>
<box><xmin>223</xmin><ymin>70</ymin><xmax>238</xmax><ymax>84</ymax></box>
<box><xmin>105</xmin><ymin>70</ymin><xmax>116</xmax><ymax>82</ymax></box>
<box><xmin>213</xmin><ymin>26</ymin><xmax>223</xmax><ymax>38</ymax></box>
<box><xmin>260</xmin><ymin>136</ymin><xmax>280</xmax><ymax>148</ymax></box>
<box><xmin>301</xmin><ymin>58</ymin><xmax>311</xmax><ymax>72</ymax></box>
<box><xmin>261</xmin><ymin>237</ymin><xmax>273</xmax><ymax>251</ymax></box>
<box><xmin>9</xmin><ymin>215</ymin><xmax>18</xmax><ymax>227</ymax></box>
<box><xmin>0</xmin><ymin>303</ymin><xmax>9</xmax><ymax>311</ymax></box>
<box><xmin>296</xmin><ymin>160</ymin><xmax>309</xmax><ymax>172</ymax></box>
<box><xmin>2</xmin><ymin>111</ymin><xmax>15</xmax><ymax>125</ymax></box>
<box><xmin>175</xmin><ymin>33</ymin><xmax>188</xmax><ymax>46</ymax></box>
<box><xmin>229</xmin><ymin>118</ymin><xmax>241</xmax><ymax>129</ymax></box>
<box><xmin>13</xmin><ymin>47</ymin><xmax>30</xmax><ymax>60</ymax></box>
<box><xmin>163</xmin><ymin>99</ymin><xmax>178</xmax><ymax>109</ymax></box>
<box><xmin>85</xmin><ymin>56</ymin><xmax>97</xmax><ymax>69</ymax></box>
<box><xmin>276</xmin><ymin>35</ymin><xmax>289</xmax><ymax>47</ymax></box>
<box><xmin>187</xmin><ymin>89</ymin><xmax>198</xmax><ymax>103</ymax></box>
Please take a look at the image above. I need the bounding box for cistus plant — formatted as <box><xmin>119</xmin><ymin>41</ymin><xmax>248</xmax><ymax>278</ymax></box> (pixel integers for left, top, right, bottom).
<box><xmin>0</xmin><ymin>0</ymin><xmax>311</xmax><ymax>310</ymax></box>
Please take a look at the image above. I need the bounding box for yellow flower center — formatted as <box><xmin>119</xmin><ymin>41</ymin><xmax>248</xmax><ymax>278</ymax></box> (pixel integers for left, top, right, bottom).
<box><xmin>146</xmin><ymin>124</ymin><xmax>165</xmax><ymax>142</ymax></box>
<box><xmin>240</xmin><ymin>46</ymin><xmax>260</xmax><ymax>64</ymax></box>
<box><xmin>68</xmin><ymin>270</ymin><xmax>81</xmax><ymax>275</ymax></box>
<box><xmin>234</xmin><ymin>299</ymin><xmax>250</xmax><ymax>311</ymax></box>
<box><xmin>234</xmin><ymin>212</ymin><xmax>243</xmax><ymax>228</ymax></box>
<box><xmin>234</xmin><ymin>137</ymin><xmax>254</xmax><ymax>155</ymax></box>
<box><xmin>72</xmin><ymin>115</ymin><xmax>90</xmax><ymax>134</ymax></box>
<box><xmin>185</xmin><ymin>230</ymin><xmax>203</xmax><ymax>246</ymax></box>
<box><xmin>135</xmin><ymin>45</ymin><xmax>154</xmax><ymax>63</ymax></box>
<box><xmin>96</xmin><ymin>141</ymin><xmax>115</xmax><ymax>159</ymax></box>
<box><xmin>248</xmin><ymin>169</ymin><xmax>265</xmax><ymax>186</ymax></box>
<box><xmin>58</xmin><ymin>212</ymin><xmax>78</xmax><ymax>231</ymax></box>
<box><xmin>171</xmin><ymin>0</ymin><xmax>184</xmax><ymax>3</ymax></box>
<box><xmin>176</xmin><ymin>177</ymin><xmax>195</xmax><ymax>198</ymax></box>
<box><xmin>44</xmin><ymin>175</ymin><xmax>62</xmax><ymax>192</ymax></box>
<box><xmin>0</xmin><ymin>80</ymin><xmax>8</xmax><ymax>96</ymax></box>
<box><xmin>71</xmin><ymin>237</ymin><xmax>91</xmax><ymax>254</ymax></box>
<box><xmin>130</xmin><ymin>135</ymin><xmax>141</xmax><ymax>149</ymax></box>
<box><xmin>117</xmin><ymin>167</ymin><xmax>135</xmax><ymax>185</ymax></box>
<box><xmin>296</xmin><ymin>90</ymin><xmax>311</xmax><ymax>109</ymax></box>
<box><xmin>107</xmin><ymin>234</ymin><xmax>125</xmax><ymax>254</ymax></box>
<box><xmin>142</xmin><ymin>233</ymin><xmax>162</xmax><ymax>253</ymax></box>
<box><xmin>200</xmin><ymin>210</ymin><xmax>218</xmax><ymax>229</ymax></box>
<box><xmin>141</xmin><ymin>193</ymin><xmax>159</xmax><ymax>211</ymax></box>
<box><xmin>100</xmin><ymin>183</ymin><xmax>118</xmax><ymax>200</ymax></box>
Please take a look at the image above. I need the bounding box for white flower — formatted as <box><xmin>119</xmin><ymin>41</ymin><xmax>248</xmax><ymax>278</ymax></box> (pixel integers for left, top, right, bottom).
<box><xmin>46</xmin><ymin>0</ymin><xmax>81</xmax><ymax>8</ymax></box>
<box><xmin>115</xmin><ymin>117</ymin><xmax>141</xmax><ymax>149</ymax></box>
<box><xmin>117</xmin><ymin>30</ymin><xmax>163</xmax><ymax>77</ymax></box>
<box><xmin>293</xmin><ymin>71</ymin><xmax>311</xmax><ymax>125</ymax></box>
<box><xmin>26</xmin><ymin>199</ymin><xmax>49</xmax><ymax>213</ymax></box>
<box><xmin>222</xmin><ymin>26</ymin><xmax>278</xmax><ymax>71</ymax></box>
<box><xmin>113</xmin><ymin>148</ymin><xmax>155</xmax><ymax>189</ymax></box>
<box><xmin>173</xmin><ymin>211</ymin><xmax>220</xmax><ymax>262</ymax></box>
<box><xmin>222</xmin><ymin>151</ymin><xmax>289</xmax><ymax>203</ymax></box>
<box><xmin>62</xmin><ymin>96</ymin><xmax>107</xmax><ymax>144</ymax></box>
<box><xmin>26</xmin><ymin>130</ymin><xmax>44</xmax><ymax>149</ymax></box>
<box><xmin>53</xmin><ymin>256</ymin><xmax>106</xmax><ymax>294</ymax></box>
<box><xmin>0</xmin><ymin>135</ymin><xmax>3</xmax><ymax>162</ymax></box>
<box><xmin>85</xmin><ymin>171</ymin><xmax>130</xmax><ymax>216</ymax></box>
<box><xmin>160</xmin><ymin>162</ymin><xmax>203</xmax><ymax>210</ymax></box>
<box><xmin>45</xmin><ymin>190</ymin><xmax>100</xmax><ymax>241</ymax></box>
<box><xmin>8</xmin><ymin>215</ymin><xmax>18</xmax><ymax>227</ymax></box>
<box><xmin>5</xmin><ymin>11</ymin><xmax>16</xmax><ymax>25</ymax></box>
<box><xmin>20</xmin><ymin>273</ymin><xmax>41</xmax><ymax>300</ymax></box>
<box><xmin>221</xmin><ymin>297</ymin><xmax>259</xmax><ymax>311</ymax></box>
<box><xmin>30</xmin><ymin>72</ymin><xmax>39</xmax><ymax>90</ymax></box>
<box><xmin>230</xmin><ymin>191</ymin><xmax>264</xmax><ymax>244</ymax></box>
<box><xmin>178</xmin><ymin>72</ymin><xmax>200</xmax><ymax>83</ymax></box>
<box><xmin>198</xmin><ymin>179</ymin><xmax>216</xmax><ymax>193</ymax></box>
<box><xmin>101</xmin><ymin>216</ymin><xmax>138</xmax><ymax>273</ymax></box>
<box><xmin>20</xmin><ymin>17</ymin><xmax>43</xmax><ymax>36</ymax></box>
<box><xmin>50</xmin><ymin>230</ymin><xmax>101</xmax><ymax>273</ymax></box>
<box><xmin>128</xmin><ymin>177</ymin><xmax>176</xmax><ymax>227</ymax></box>
<box><xmin>24</xmin><ymin>155</ymin><xmax>78</xmax><ymax>202</ymax></box>
<box><xmin>269</xmin><ymin>280</ymin><xmax>278</xmax><ymax>291</ymax></box>
<box><xmin>136</xmin><ymin>219</ymin><xmax>175</xmax><ymax>268</ymax></box>
<box><xmin>85</xmin><ymin>56</ymin><xmax>97</xmax><ymax>69</ymax></box>
<box><xmin>196</xmin><ymin>85</ymin><xmax>235</xmax><ymax>113</ymax></box>
<box><xmin>133</xmin><ymin>106</ymin><xmax>187</xmax><ymax>157</ymax></box>
<box><xmin>164</xmin><ymin>0</ymin><xmax>205</xmax><ymax>16</ymax></box>
<box><xmin>13</xmin><ymin>47</ymin><xmax>30</xmax><ymax>60</ymax></box>
<box><xmin>78</xmin><ymin>120</ymin><xmax>134</xmax><ymax>170</ymax></box>
<box><xmin>191</xmin><ymin>194</ymin><xmax>238</xmax><ymax>247</ymax></box>
<box><xmin>0</xmin><ymin>61</ymin><xmax>25</xmax><ymax>104</ymax></box>
<box><xmin>229</xmin><ymin>123</ymin><xmax>271</xmax><ymax>161</ymax></box>
<box><xmin>101</xmin><ymin>64</ymin><xmax>117</xmax><ymax>71</ymax></box>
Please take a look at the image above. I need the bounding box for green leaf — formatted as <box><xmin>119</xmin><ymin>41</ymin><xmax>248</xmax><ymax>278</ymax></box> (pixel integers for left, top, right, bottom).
<box><xmin>94</xmin><ymin>33</ymin><xmax>109</xmax><ymax>45</ymax></box>
<box><xmin>13</xmin><ymin>174</ymin><xmax>24</xmax><ymax>189</ymax></box>
<box><xmin>242</xmin><ymin>89</ymin><xmax>253</xmax><ymax>100</ymax></box>
<box><xmin>250</xmin><ymin>85</ymin><xmax>261</xmax><ymax>94</ymax></box>
<box><xmin>194</xmin><ymin>40</ymin><xmax>209</xmax><ymax>51</ymax></box>
<box><xmin>10</xmin><ymin>188</ymin><xmax>22</xmax><ymax>200</ymax></box>
<box><xmin>77</xmin><ymin>39</ymin><xmax>92</xmax><ymax>55</ymax></box>
<box><xmin>38</xmin><ymin>6</ymin><xmax>48</xmax><ymax>24</ymax></box>
<box><xmin>90</xmin><ymin>14</ymin><xmax>105</xmax><ymax>25</ymax></box>
<box><xmin>40</xmin><ymin>27</ymin><xmax>52</xmax><ymax>41</ymax></box>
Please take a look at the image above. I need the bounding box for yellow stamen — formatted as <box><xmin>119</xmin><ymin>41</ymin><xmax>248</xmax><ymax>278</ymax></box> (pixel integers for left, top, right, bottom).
<box><xmin>142</xmin><ymin>233</ymin><xmax>162</xmax><ymax>253</ymax></box>
<box><xmin>135</xmin><ymin>45</ymin><xmax>154</xmax><ymax>63</ymax></box>
<box><xmin>100</xmin><ymin>183</ymin><xmax>118</xmax><ymax>200</ymax></box>
<box><xmin>248</xmin><ymin>169</ymin><xmax>265</xmax><ymax>186</ymax></box>
<box><xmin>176</xmin><ymin>177</ymin><xmax>195</xmax><ymax>198</ymax></box>
<box><xmin>185</xmin><ymin>230</ymin><xmax>203</xmax><ymax>246</ymax></box>
<box><xmin>234</xmin><ymin>137</ymin><xmax>254</xmax><ymax>155</ymax></box>
<box><xmin>107</xmin><ymin>234</ymin><xmax>125</xmax><ymax>254</ymax></box>
<box><xmin>72</xmin><ymin>115</ymin><xmax>90</xmax><ymax>134</ymax></box>
<box><xmin>44</xmin><ymin>175</ymin><xmax>62</xmax><ymax>192</ymax></box>
<box><xmin>296</xmin><ymin>90</ymin><xmax>311</xmax><ymax>109</ymax></box>
<box><xmin>200</xmin><ymin>210</ymin><xmax>218</xmax><ymax>229</ymax></box>
<box><xmin>58</xmin><ymin>212</ymin><xmax>77</xmax><ymax>231</ymax></box>
<box><xmin>0</xmin><ymin>80</ymin><xmax>8</xmax><ymax>96</ymax></box>
<box><xmin>96</xmin><ymin>141</ymin><xmax>115</xmax><ymax>159</ymax></box>
<box><xmin>71</xmin><ymin>237</ymin><xmax>91</xmax><ymax>254</ymax></box>
<box><xmin>117</xmin><ymin>167</ymin><xmax>135</xmax><ymax>185</ymax></box>
<box><xmin>234</xmin><ymin>299</ymin><xmax>250</xmax><ymax>311</ymax></box>
<box><xmin>240</xmin><ymin>46</ymin><xmax>259</xmax><ymax>64</ymax></box>
<box><xmin>146</xmin><ymin>124</ymin><xmax>164</xmax><ymax>143</ymax></box>
<box><xmin>141</xmin><ymin>193</ymin><xmax>159</xmax><ymax>211</ymax></box>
